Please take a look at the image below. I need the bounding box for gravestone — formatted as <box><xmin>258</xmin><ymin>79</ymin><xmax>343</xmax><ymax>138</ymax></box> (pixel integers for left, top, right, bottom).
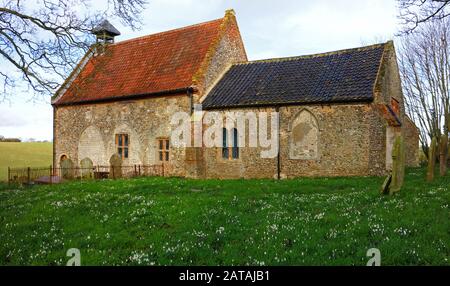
<box><xmin>60</xmin><ymin>158</ymin><xmax>75</xmax><ymax>179</ymax></box>
<box><xmin>381</xmin><ymin>136</ymin><xmax>405</xmax><ymax>195</ymax></box>
<box><xmin>80</xmin><ymin>157</ymin><xmax>94</xmax><ymax>179</ymax></box>
<box><xmin>109</xmin><ymin>154</ymin><xmax>122</xmax><ymax>179</ymax></box>
<box><xmin>389</xmin><ymin>136</ymin><xmax>405</xmax><ymax>195</ymax></box>
<box><xmin>380</xmin><ymin>174</ymin><xmax>392</xmax><ymax>195</ymax></box>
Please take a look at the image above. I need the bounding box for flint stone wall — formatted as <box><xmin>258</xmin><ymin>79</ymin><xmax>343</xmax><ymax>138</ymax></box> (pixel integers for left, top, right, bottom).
<box><xmin>54</xmin><ymin>95</ymin><xmax>190</xmax><ymax>177</ymax></box>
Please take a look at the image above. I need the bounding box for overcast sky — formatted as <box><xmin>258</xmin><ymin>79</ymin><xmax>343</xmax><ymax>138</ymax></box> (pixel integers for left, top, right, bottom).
<box><xmin>0</xmin><ymin>0</ymin><xmax>400</xmax><ymax>141</ymax></box>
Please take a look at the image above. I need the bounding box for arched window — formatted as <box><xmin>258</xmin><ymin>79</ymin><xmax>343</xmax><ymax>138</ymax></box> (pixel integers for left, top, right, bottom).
<box><xmin>222</xmin><ymin>128</ymin><xmax>229</xmax><ymax>159</ymax></box>
<box><xmin>232</xmin><ymin>128</ymin><xmax>239</xmax><ymax>159</ymax></box>
<box><xmin>222</xmin><ymin>128</ymin><xmax>239</xmax><ymax>160</ymax></box>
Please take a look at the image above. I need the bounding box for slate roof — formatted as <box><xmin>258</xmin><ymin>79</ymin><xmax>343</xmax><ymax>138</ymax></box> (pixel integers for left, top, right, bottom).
<box><xmin>202</xmin><ymin>43</ymin><xmax>386</xmax><ymax>109</ymax></box>
<box><xmin>53</xmin><ymin>18</ymin><xmax>225</xmax><ymax>105</ymax></box>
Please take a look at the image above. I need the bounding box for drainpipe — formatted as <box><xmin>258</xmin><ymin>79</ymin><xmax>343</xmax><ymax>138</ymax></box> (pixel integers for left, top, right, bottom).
<box><xmin>187</xmin><ymin>88</ymin><xmax>194</xmax><ymax>115</ymax></box>
<box><xmin>276</xmin><ymin>106</ymin><xmax>281</xmax><ymax>180</ymax></box>
<box><xmin>52</xmin><ymin>106</ymin><xmax>56</xmax><ymax>175</ymax></box>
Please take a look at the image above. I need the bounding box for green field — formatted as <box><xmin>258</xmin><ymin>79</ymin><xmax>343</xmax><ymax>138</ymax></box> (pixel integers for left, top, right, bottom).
<box><xmin>0</xmin><ymin>142</ymin><xmax>53</xmax><ymax>181</ymax></box>
<box><xmin>0</xmin><ymin>167</ymin><xmax>448</xmax><ymax>266</ymax></box>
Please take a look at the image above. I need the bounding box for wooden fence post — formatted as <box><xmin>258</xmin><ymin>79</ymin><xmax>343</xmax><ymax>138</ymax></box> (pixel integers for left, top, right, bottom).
<box><xmin>27</xmin><ymin>167</ymin><xmax>31</xmax><ymax>185</ymax></box>
<box><xmin>8</xmin><ymin>167</ymin><xmax>10</xmax><ymax>185</ymax></box>
<box><xmin>138</xmin><ymin>165</ymin><xmax>141</xmax><ymax>176</ymax></box>
<box><xmin>134</xmin><ymin>164</ymin><xmax>137</xmax><ymax>177</ymax></box>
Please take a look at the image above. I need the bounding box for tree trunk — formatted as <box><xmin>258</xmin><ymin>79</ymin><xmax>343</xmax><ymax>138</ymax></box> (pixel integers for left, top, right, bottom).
<box><xmin>427</xmin><ymin>137</ymin><xmax>437</xmax><ymax>182</ymax></box>
<box><xmin>440</xmin><ymin>134</ymin><xmax>448</xmax><ymax>176</ymax></box>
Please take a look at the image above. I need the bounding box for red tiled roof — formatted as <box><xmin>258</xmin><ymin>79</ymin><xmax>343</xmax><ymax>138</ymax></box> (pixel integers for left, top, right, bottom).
<box><xmin>53</xmin><ymin>18</ymin><xmax>224</xmax><ymax>105</ymax></box>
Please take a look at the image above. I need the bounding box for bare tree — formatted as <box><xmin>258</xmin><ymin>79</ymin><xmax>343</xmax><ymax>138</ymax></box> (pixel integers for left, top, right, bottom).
<box><xmin>0</xmin><ymin>0</ymin><xmax>147</xmax><ymax>100</ymax></box>
<box><xmin>398</xmin><ymin>0</ymin><xmax>450</xmax><ymax>34</ymax></box>
<box><xmin>399</xmin><ymin>18</ymin><xmax>449</xmax><ymax>174</ymax></box>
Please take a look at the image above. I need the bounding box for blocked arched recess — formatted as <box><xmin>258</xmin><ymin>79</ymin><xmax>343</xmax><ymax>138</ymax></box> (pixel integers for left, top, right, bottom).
<box><xmin>109</xmin><ymin>122</ymin><xmax>143</xmax><ymax>165</ymax></box>
<box><xmin>78</xmin><ymin>125</ymin><xmax>107</xmax><ymax>166</ymax></box>
<box><xmin>289</xmin><ymin>109</ymin><xmax>320</xmax><ymax>160</ymax></box>
<box><xmin>58</xmin><ymin>154</ymin><xmax>68</xmax><ymax>167</ymax></box>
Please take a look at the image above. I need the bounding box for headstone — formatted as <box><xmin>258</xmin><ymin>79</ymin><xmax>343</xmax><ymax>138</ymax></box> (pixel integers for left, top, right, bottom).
<box><xmin>60</xmin><ymin>158</ymin><xmax>75</xmax><ymax>179</ymax></box>
<box><xmin>80</xmin><ymin>157</ymin><xmax>94</xmax><ymax>179</ymax></box>
<box><xmin>109</xmin><ymin>153</ymin><xmax>122</xmax><ymax>179</ymax></box>
<box><xmin>390</xmin><ymin>136</ymin><xmax>405</xmax><ymax>195</ymax></box>
<box><xmin>427</xmin><ymin>137</ymin><xmax>437</xmax><ymax>182</ymax></box>
<box><xmin>380</xmin><ymin>174</ymin><xmax>392</xmax><ymax>195</ymax></box>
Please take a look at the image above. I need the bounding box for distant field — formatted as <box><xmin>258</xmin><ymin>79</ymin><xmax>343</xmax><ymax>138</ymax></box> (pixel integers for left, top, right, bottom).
<box><xmin>0</xmin><ymin>142</ymin><xmax>53</xmax><ymax>181</ymax></box>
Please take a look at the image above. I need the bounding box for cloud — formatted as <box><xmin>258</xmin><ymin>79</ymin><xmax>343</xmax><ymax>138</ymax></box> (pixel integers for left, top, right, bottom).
<box><xmin>242</xmin><ymin>0</ymin><xmax>398</xmax><ymax>59</ymax></box>
<box><xmin>0</xmin><ymin>0</ymin><xmax>400</xmax><ymax>140</ymax></box>
<box><xmin>0</xmin><ymin>108</ymin><xmax>28</xmax><ymax>127</ymax></box>
<box><xmin>0</xmin><ymin>100</ymin><xmax>52</xmax><ymax>140</ymax></box>
<box><xmin>118</xmin><ymin>0</ymin><xmax>226</xmax><ymax>41</ymax></box>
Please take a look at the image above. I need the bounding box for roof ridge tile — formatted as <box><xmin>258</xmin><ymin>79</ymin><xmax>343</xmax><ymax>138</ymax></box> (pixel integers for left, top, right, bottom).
<box><xmin>234</xmin><ymin>42</ymin><xmax>388</xmax><ymax>66</ymax></box>
<box><xmin>111</xmin><ymin>18</ymin><xmax>224</xmax><ymax>47</ymax></box>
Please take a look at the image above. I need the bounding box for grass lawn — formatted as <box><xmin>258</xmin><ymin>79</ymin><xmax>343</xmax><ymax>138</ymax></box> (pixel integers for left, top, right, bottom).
<box><xmin>0</xmin><ymin>142</ymin><xmax>53</xmax><ymax>181</ymax></box>
<box><xmin>0</xmin><ymin>167</ymin><xmax>448</xmax><ymax>266</ymax></box>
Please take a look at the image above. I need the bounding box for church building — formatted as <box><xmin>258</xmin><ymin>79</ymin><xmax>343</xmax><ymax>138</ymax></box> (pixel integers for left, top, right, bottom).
<box><xmin>52</xmin><ymin>10</ymin><xmax>419</xmax><ymax>179</ymax></box>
